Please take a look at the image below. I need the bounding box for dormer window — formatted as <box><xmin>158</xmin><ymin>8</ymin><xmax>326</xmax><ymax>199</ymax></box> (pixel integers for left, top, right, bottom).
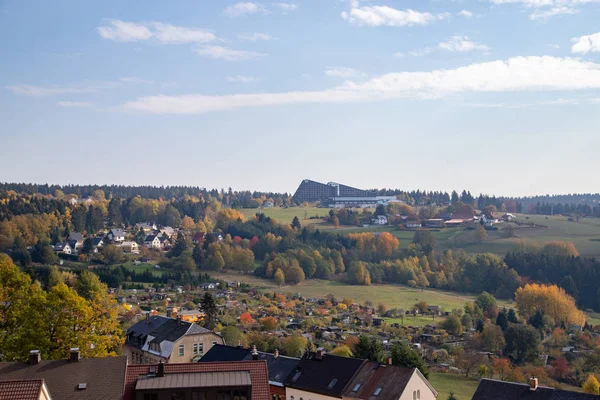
<box><xmin>373</xmin><ymin>388</ymin><xmax>382</xmax><ymax>396</ymax></box>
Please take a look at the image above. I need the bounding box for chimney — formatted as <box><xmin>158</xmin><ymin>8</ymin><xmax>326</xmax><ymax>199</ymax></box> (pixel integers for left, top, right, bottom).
<box><xmin>166</xmin><ymin>309</ymin><xmax>172</xmax><ymax>318</ymax></box>
<box><xmin>70</xmin><ymin>348</ymin><xmax>80</xmax><ymax>362</ymax></box>
<box><xmin>29</xmin><ymin>350</ymin><xmax>41</xmax><ymax>365</ymax></box>
<box><xmin>529</xmin><ymin>378</ymin><xmax>538</xmax><ymax>391</ymax></box>
<box><xmin>387</xmin><ymin>357</ymin><xmax>392</xmax><ymax>365</ymax></box>
<box><xmin>315</xmin><ymin>348</ymin><xmax>325</xmax><ymax>360</ymax></box>
<box><xmin>252</xmin><ymin>345</ymin><xmax>258</xmax><ymax>361</ymax></box>
<box><xmin>157</xmin><ymin>361</ymin><xmax>165</xmax><ymax>377</ymax></box>
<box><xmin>274</xmin><ymin>349</ymin><xmax>279</xmax><ymax>358</ymax></box>
<box><xmin>146</xmin><ymin>312</ymin><xmax>150</xmax><ymax>324</ymax></box>
<box><xmin>177</xmin><ymin>315</ymin><xmax>182</xmax><ymax>326</ymax></box>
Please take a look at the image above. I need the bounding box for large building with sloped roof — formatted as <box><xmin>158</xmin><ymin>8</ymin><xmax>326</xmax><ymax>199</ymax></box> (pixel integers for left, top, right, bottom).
<box><xmin>292</xmin><ymin>179</ymin><xmax>399</xmax><ymax>208</ymax></box>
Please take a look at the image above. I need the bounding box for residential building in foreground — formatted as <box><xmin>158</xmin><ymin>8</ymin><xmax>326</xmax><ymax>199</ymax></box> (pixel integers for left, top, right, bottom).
<box><xmin>125</xmin><ymin>314</ymin><xmax>223</xmax><ymax>364</ymax></box>
<box><xmin>471</xmin><ymin>378</ymin><xmax>599</xmax><ymax>400</ymax></box>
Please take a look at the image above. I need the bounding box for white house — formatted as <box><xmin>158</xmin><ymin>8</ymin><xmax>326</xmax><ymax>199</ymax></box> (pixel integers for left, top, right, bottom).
<box><xmin>144</xmin><ymin>235</ymin><xmax>161</xmax><ymax>249</ymax></box>
<box><xmin>54</xmin><ymin>242</ymin><xmax>72</xmax><ymax>254</ymax></box>
<box><xmin>121</xmin><ymin>241</ymin><xmax>139</xmax><ymax>254</ymax></box>
<box><xmin>373</xmin><ymin>215</ymin><xmax>388</xmax><ymax>225</ymax></box>
<box><xmin>107</xmin><ymin>229</ymin><xmax>125</xmax><ymax>243</ymax></box>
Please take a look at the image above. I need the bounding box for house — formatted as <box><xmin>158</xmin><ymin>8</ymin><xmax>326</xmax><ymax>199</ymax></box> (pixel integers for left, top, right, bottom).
<box><xmin>502</xmin><ymin>213</ymin><xmax>516</xmax><ymax>222</ymax></box>
<box><xmin>68</xmin><ymin>197</ymin><xmax>78</xmax><ymax>206</ymax></box>
<box><xmin>263</xmin><ymin>201</ymin><xmax>274</xmax><ymax>208</ymax></box>
<box><xmin>200</xmin><ymin>344</ymin><xmax>299</xmax><ymax>399</ymax></box>
<box><xmin>160</xmin><ymin>226</ymin><xmax>176</xmax><ymax>238</ymax></box>
<box><xmin>202</xmin><ymin>282</ymin><xmax>219</xmax><ymax>290</ymax></box>
<box><xmin>0</xmin><ymin>349</ymin><xmax>127</xmax><ymax>400</ymax></box>
<box><xmin>123</xmin><ymin>360</ymin><xmax>270</xmax><ymax>400</ymax></box>
<box><xmin>124</xmin><ymin>314</ymin><xmax>224</xmax><ymax>364</ymax></box>
<box><xmin>144</xmin><ymin>235</ymin><xmax>161</xmax><ymax>249</ymax></box>
<box><xmin>343</xmin><ymin>360</ymin><xmax>437</xmax><ymax>400</ymax></box>
<box><xmin>193</xmin><ymin>232</ymin><xmax>206</xmax><ymax>244</ymax></box>
<box><xmin>471</xmin><ymin>378</ymin><xmax>599</xmax><ymax>400</ymax></box>
<box><xmin>135</xmin><ymin>222</ymin><xmax>157</xmax><ymax>232</ymax></box>
<box><xmin>373</xmin><ymin>215</ymin><xmax>388</xmax><ymax>225</ymax></box>
<box><xmin>121</xmin><ymin>241</ymin><xmax>139</xmax><ymax>254</ymax></box>
<box><xmin>425</xmin><ymin>219</ymin><xmax>445</xmax><ymax>228</ymax></box>
<box><xmin>106</xmin><ymin>228</ymin><xmax>125</xmax><ymax>242</ymax></box>
<box><xmin>67</xmin><ymin>232</ymin><xmax>84</xmax><ymax>243</ymax></box>
<box><xmin>53</xmin><ymin>242</ymin><xmax>72</xmax><ymax>254</ymax></box>
<box><xmin>91</xmin><ymin>237</ymin><xmax>104</xmax><ymax>253</ymax></box>
<box><xmin>173</xmin><ymin>310</ymin><xmax>205</xmax><ymax>323</ymax></box>
<box><xmin>427</xmin><ymin>305</ymin><xmax>441</xmax><ymax>316</ymax></box>
<box><xmin>159</xmin><ymin>235</ymin><xmax>171</xmax><ymax>249</ymax></box>
<box><xmin>0</xmin><ymin>379</ymin><xmax>52</xmax><ymax>400</ymax></box>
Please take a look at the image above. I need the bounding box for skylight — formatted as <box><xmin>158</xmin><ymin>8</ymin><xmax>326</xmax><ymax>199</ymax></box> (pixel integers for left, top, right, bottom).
<box><xmin>328</xmin><ymin>379</ymin><xmax>338</xmax><ymax>389</ymax></box>
<box><xmin>292</xmin><ymin>372</ymin><xmax>302</xmax><ymax>382</ymax></box>
<box><xmin>352</xmin><ymin>384</ymin><xmax>361</xmax><ymax>392</ymax></box>
<box><xmin>373</xmin><ymin>388</ymin><xmax>382</xmax><ymax>396</ymax></box>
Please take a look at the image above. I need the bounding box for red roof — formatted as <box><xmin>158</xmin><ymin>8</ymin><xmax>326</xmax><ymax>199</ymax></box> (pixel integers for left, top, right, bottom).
<box><xmin>0</xmin><ymin>379</ymin><xmax>44</xmax><ymax>400</ymax></box>
<box><xmin>124</xmin><ymin>361</ymin><xmax>270</xmax><ymax>400</ymax></box>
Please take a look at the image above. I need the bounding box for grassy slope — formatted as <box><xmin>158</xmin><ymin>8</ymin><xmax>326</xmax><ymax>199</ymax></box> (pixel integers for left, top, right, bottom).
<box><xmin>428</xmin><ymin>373</ymin><xmax>480</xmax><ymax>400</ymax></box>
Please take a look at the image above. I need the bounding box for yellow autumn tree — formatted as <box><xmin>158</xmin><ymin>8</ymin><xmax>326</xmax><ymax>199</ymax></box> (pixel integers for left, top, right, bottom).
<box><xmin>582</xmin><ymin>375</ymin><xmax>600</xmax><ymax>395</ymax></box>
<box><xmin>542</xmin><ymin>241</ymin><xmax>579</xmax><ymax>257</ymax></box>
<box><xmin>515</xmin><ymin>283</ymin><xmax>585</xmax><ymax>327</ymax></box>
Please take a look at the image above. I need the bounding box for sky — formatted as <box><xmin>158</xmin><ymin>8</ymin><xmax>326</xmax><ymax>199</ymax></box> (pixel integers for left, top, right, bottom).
<box><xmin>1</xmin><ymin>0</ymin><xmax>600</xmax><ymax>197</ymax></box>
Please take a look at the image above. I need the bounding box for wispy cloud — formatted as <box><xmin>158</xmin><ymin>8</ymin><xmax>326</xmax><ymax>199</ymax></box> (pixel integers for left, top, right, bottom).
<box><xmin>325</xmin><ymin>67</ymin><xmax>366</xmax><ymax>78</ymax></box>
<box><xmin>97</xmin><ymin>20</ymin><xmax>217</xmax><ymax>44</ymax></box>
<box><xmin>121</xmin><ymin>56</ymin><xmax>600</xmax><ymax>114</ymax></box>
<box><xmin>341</xmin><ymin>2</ymin><xmax>448</xmax><ymax>27</ymax></box>
<box><xmin>490</xmin><ymin>0</ymin><xmax>599</xmax><ymax>20</ymax></box>
<box><xmin>457</xmin><ymin>10</ymin><xmax>474</xmax><ymax>18</ymax></box>
<box><xmin>223</xmin><ymin>2</ymin><xmax>268</xmax><ymax>17</ymax></box>
<box><xmin>439</xmin><ymin>36</ymin><xmax>490</xmax><ymax>52</ymax></box>
<box><xmin>237</xmin><ymin>32</ymin><xmax>274</xmax><ymax>41</ymax></box>
<box><xmin>571</xmin><ymin>32</ymin><xmax>600</xmax><ymax>54</ymax></box>
<box><xmin>5</xmin><ymin>83</ymin><xmax>114</xmax><ymax>97</ymax></box>
<box><xmin>196</xmin><ymin>45</ymin><xmax>266</xmax><ymax>61</ymax></box>
<box><xmin>226</xmin><ymin>75</ymin><xmax>263</xmax><ymax>83</ymax></box>
<box><xmin>57</xmin><ymin>101</ymin><xmax>95</xmax><ymax>108</ymax></box>
<box><xmin>120</xmin><ymin>77</ymin><xmax>154</xmax><ymax>84</ymax></box>
<box><xmin>272</xmin><ymin>2</ymin><xmax>298</xmax><ymax>13</ymax></box>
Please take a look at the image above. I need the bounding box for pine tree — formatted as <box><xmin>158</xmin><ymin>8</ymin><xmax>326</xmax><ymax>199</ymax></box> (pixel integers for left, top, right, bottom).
<box><xmin>291</xmin><ymin>216</ymin><xmax>301</xmax><ymax>230</ymax></box>
<box><xmin>200</xmin><ymin>293</ymin><xmax>217</xmax><ymax>330</ymax></box>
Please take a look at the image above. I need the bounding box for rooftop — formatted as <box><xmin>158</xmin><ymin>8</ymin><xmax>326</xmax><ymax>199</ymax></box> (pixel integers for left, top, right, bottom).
<box><xmin>472</xmin><ymin>378</ymin><xmax>600</xmax><ymax>400</ymax></box>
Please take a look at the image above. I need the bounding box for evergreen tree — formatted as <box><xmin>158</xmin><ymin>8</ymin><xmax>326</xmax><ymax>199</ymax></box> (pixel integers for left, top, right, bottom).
<box><xmin>11</xmin><ymin>236</ymin><xmax>31</xmax><ymax>266</ymax></box>
<box><xmin>507</xmin><ymin>308</ymin><xmax>519</xmax><ymax>323</ymax></box>
<box><xmin>107</xmin><ymin>198</ymin><xmax>123</xmax><ymax>227</ymax></box>
<box><xmin>291</xmin><ymin>216</ymin><xmax>301</xmax><ymax>230</ymax></box>
<box><xmin>353</xmin><ymin>335</ymin><xmax>384</xmax><ymax>362</ymax></box>
<box><xmin>31</xmin><ymin>240</ymin><xmax>58</xmax><ymax>264</ymax></box>
<box><xmin>171</xmin><ymin>232</ymin><xmax>189</xmax><ymax>257</ymax></box>
<box><xmin>391</xmin><ymin>342</ymin><xmax>429</xmax><ymax>378</ymax></box>
<box><xmin>200</xmin><ymin>293</ymin><xmax>217</xmax><ymax>330</ymax></box>
<box><xmin>496</xmin><ymin>308</ymin><xmax>508</xmax><ymax>331</ymax></box>
<box><xmin>192</xmin><ymin>243</ymin><xmax>204</xmax><ymax>268</ymax></box>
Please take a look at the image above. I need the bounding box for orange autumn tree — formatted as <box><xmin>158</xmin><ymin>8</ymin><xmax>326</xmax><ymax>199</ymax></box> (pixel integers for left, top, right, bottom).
<box><xmin>239</xmin><ymin>312</ymin><xmax>254</xmax><ymax>326</ymax></box>
<box><xmin>515</xmin><ymin>283</ymin><xmax>585</xmax><ymax>327</ymax></box>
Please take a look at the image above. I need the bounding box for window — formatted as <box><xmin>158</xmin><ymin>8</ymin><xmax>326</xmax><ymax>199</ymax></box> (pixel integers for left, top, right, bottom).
<box><xmin>193</xmin><ymin>392</ymin><xmax>207</xmax><ymax>400</ymax></box>
<box><xmin>143</xmin><ymin>394</ymin><xmax>158</xmax><ymax>400</ymax></box>
<box><xmin>193</xmin><ymin>343</ymin><xmax>204</xmax><ymax>355</ymax></box>
<box><xmin>171</xmin><ymin>392</ymin><xmax>186</xmax><ymax>400</ymax></box>
<box><xmin>178</xmin><ymin>344</ymin><xmax>184</xmax><ymax>357</ymax></box>
<box><xmin>292</xmin><ymin>372</ymin><xmax>302</xmax><ymax>382</ymax></box>
<box><xmin>413</xmin><ymin>391</ymin><xmax>416</xmax><ymax>400</ymax></box>
<box><xmin>352</xmin><ymin>384</ymin><xmax>361</xmax><ymax>392</ymax></box>
<box><xmin>417</xmin><ymin>390</ymin><xmax>420</xmax><ymax>399</ymax></box>
<box><xmin>373</xmin><ymin>388</ymin><xmax>382</xmax><ymax>396</ymax></box>
<box><xmin>212</xmin><ymin>341</ymin><xmax>217</xmax><ymax>346</ymax></box>
<box><xmin>328</xmin><ymin>379</ymin><xmax>338</xmax><ymax>389</ymax></box>
<box><xmin>193</xmin><ymin>343</ymin><xmax>198</xmax><ymax>355</ymax></box>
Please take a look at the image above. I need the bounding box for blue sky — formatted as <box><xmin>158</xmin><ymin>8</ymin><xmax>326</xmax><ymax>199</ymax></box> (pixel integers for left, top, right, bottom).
<box><xmin>1</xmin><ymin>0</ymin><xmax>600</xmax><ymax>196</ymax></box>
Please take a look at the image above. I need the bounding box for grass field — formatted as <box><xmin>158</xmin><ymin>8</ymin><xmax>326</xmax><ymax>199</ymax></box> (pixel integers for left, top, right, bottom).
<box><xmin>205</xmin><ymin>270</ymin><xmax>513</xmax><ymax>312</ymax></box>
<box><xmin>428</xmin><ymin>373</ymin><xmax>480</xmax><ymax>400</ymax></box>
<box><xmin>242</xmin><ymin>208</ymin><xmax>600</xmax><ymax>257</ymax></box>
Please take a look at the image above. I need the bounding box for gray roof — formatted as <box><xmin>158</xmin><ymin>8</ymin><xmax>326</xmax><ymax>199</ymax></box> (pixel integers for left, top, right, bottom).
<box><xmin>135</xmin><ymin>371</ymin><xmax>251</xmax><ymax>391</ymax></box>
<box><xmin>67</xmin><ymin>232</ymin><xmax>84</xmax><ymax>242</ymax></box>
<box><xmin>0</xmin><ymin>356</ymin><xmax>127</xmax><ymax>400</ymax></box>
<box><xmin>108</xmin><ymin>229</ymin><xmax>124</xmax><ymax>237</ymax></box>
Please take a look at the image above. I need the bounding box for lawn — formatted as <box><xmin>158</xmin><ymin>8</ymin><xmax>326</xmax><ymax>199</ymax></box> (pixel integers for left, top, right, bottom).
<box><xmin>428</xmin><ymin>373</ymin><xmax>480</xmax><ymax>400</ymax></box>
<box><xmin>205</xmin><ymin>270</ymin><xmax>513</xmax><ymax>312</ymax></box>
<box><xmin>383</xmin><ymin>315</ymin><xmax>445</xmax><ymax>327</ymax></box>
<box><xmin>240</xmin><ymin>207</ymin><xmax>333</xmax><ymax>226</ymax></box>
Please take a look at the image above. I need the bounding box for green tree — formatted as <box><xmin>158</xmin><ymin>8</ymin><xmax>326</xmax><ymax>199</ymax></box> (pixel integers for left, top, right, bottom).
<box><xmin>47</xmin><ymin>265</ymin><xmax>64</xmax><ymax>289</ymax></box>
<box><xmin>332</xmin><ymin>250</ymin><xmax>345</xmax><ymax>273</ymax></box>
<box><xmin>107</xmin><ymin>198</ymin><xmax>123</xmax><ymax>227</ymax></box>
<box><xmin>475</xmin><ymin>291</ymin><xmax>498</xmax><ymax>319</ymax></box>
<box><xmin>200</xmin><ymin>293</ymin><xmax>217</xmax><ymax>330</ymax></box>
<box><xmin>171</xmin><ymin>232</ymin><xmax>189</xmax><ymax>257</ymax></box>
<box><xmin>353</xmin><ymin>335</ymin><xmax>384</xmax><ymax>363</ymax></box>
<box><xmin>496</xmin><ymin>308</ymin><xmax>508</xmax><ymax>330</ymax></box>
<box><xmin>81</xmin><ymin>238</ymin><xmax>94</xmax><ymax>255</ymax></box>
<box><xmin>31</xmin><ymin>240</ymin><xmax>58</xmax><ymax>264</ymax></box>
<box><xmin>507</xmin><ymin>308</ymin><xmax>519</xmax><ymax>323</ymax></box>
<box><xmin>101</xmin><ymin>244</ymin><xmax>123</xmax><ymax>265</ymax></box>
<box><xmin>222</xmin><ymin>326</ymin><xmax>246</xmax><ymax>346</ymax></box>
<box><xmin>210</xmin><ymin>251</ymin><xmax>225</xmax><ymax>271</ymax></box>
<box><xmin>442</xmin><ymin>315</ymin><xmax>463</xmax><ymax>336</ymax></box>
<box><xmin>284</xmin><ymin>334</ymin><xmax>307</xmax><ymax>357</ymax></box>
<box><xmin>286</xmin><ymin>266</ymin><xmax>305</xmax><ymax>285</ymax></box>
<box><xmin>291</xmin><ymin>216</ymin><xmax>301</xmax><ymax>230</ymax></box>
<box><xmin>473</xmin><ymin>224</ymin><xmax>487</xmax><ymax>243</ymax></box>
<box><xmin>412</xmin><ymin>230</ymin><xmax>436</xmax><ymax>254</ymax></box>
<box><xmin>504</xmin><ymin>324</ymin><xmax>541</xmax><ymax>365</ymax></box>
<box><xmin>10</xmin><ymin>236</ymin><xmax>31</xmax><ymax>266</ymax></box>
<box><xmin>192</xmin><ymin>243</ymin><xmax>204</xmax><ymax>268</ymax></box>
<box><xmin>447</xmin><ymin>392</ymin><xmax>458</xmax><ymax>400</ymax></box>
<box><xmin>300</xmin><ymin>256</ymin><xmax>317</xmax><ymax>278</ymax></box>
<box><xmin>162</xmin><ymin>204</ymin><xmax>182</xmax><ymax>228</ymax></box>
<box><xmin>274</xmin><ymin>268</ymin><xmax>285</xmax><ymax>286</ymax></box>
<box><xmin>391</xmin><ymin>342</ymin><xmax>429</xmax><ymax>378</ymax></box>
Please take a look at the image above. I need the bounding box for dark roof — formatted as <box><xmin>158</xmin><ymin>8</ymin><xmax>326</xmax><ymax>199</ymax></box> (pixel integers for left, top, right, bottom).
<box><xmin>343</xmin><ymin>362</ymin><xmax>434</xmax><ymax>400</ymax></box>
<box><xmin>0</xmin><ymin>379</ymin><xmax>45</xmax><ymax>400</ymax></box>
<box><xmin>127</xmin><ymin>316</ymin><xmax>210</xmax><ymax>350</ymax></box>
<box><xmin>0</xmin><ymin>356</ymin><xmax>127</xmax><ymax>400</ymax></box>
<box><xmin>199</xmin><ymin>345</ymin><xmax>299</xmax><ymax>386</ymax></box>
<box><xmin>92</xmin><ymin>238</ymin><xmax>103</xmax><ymax>246</ymax></box>
<box><xmin>284</xmin><ymin>352</ymin><xmax>366</xmax><ymax>398</ymax></box>
<box><xmin>67</xmin><ymin>232</ymin><xmax>84</xmax><ymax>242</ymax></box>
<box><xmin>144</xmin><ymin>235</ymin><xmax>157</xmax><ymax>242</ymax></box>
<box><xmin>124</xmin><ymin>361</ymin><xmax>270</xmax><ymax>400</ymax></box>
<box><xmin>472</xmin><ymin>379</ymin><xmax>600</xmax><ymax>400</ymax></box>
<box><xmin>108</xmin><ymin>229</ymin><xmax>124</xmax><ymax>237</ymax></box>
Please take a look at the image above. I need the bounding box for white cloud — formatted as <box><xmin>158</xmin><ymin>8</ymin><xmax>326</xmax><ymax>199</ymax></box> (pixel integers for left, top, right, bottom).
<box><xmin>196</xmin><ymin>45</ymin><xmax>266</xmax><ymax>61</ymax></box>
<box><xmin>5</xmin><ymin>84</ymin><xmax>105</xmax><ymax>97</ymax></box>
<box><xmin>223</xmin><ymin>2</ymin><xmax>267</xmax><ymax>17</ymax></box>
<box><xmin>226</xmin><ymin>75</ymin><xmax>262</xmax><ymax>83</ymax></box>
<box><xmin>341</xmin><ymin>3</ymin><xmax>445</xmax><ymax>27</ymax></box>
<box><xmin>120</xmin><ymin>77</ymin><xmax>154</xmax><ymax>84</ymax></box>
<box><xmin>572</xmin><ymin>32</ymin><xmax>600</xmax><ymax>54</ymax></box>
<box><xmin>272</xmin><ymin>2</ymin><xmax>298</xmax><ymax>12</ymax></box>
<box><xmin>97</xmin><ymin>20</ymin><xmax>217</xmax><ymax>44</ymax></box>
<box><xmin>457</xmin><ymin>10</ymin><xmax>474</xmax><ymax>17</ymax></box>
<box><xmin>438</xmin><ymin>36</ymin><xmax>490</xmax><ymax>52</ymax></box>
<box><xmin>57</xmin><ymin>101</ymin><xmax>95</xmax><ymax>108</ymax></box>
<box><xmin>325</xmin><ymin>67</ymin><xmax>365</xmax><ymax>78</ymax></box>
<box><xmin>97</xmin><ymin>20</ymin><xmax>152</xmax><ymax>42</ymax></box>
<box><xmin>237</xmin><ymin>32</ymin><xmax>273</xmax><ymax>41</ymax></box>
<box><xmin>490</xmin><ymin>0</ymin><xmax>600</xmax><ymax>20</ymax></box>
<box><xmin>121</xmin><ymin>56</ymin><xmax>600</xmax><ymax>114</ymax></box>
<box><xmin>530</xmin><ymin>6</ymin><xmax>578</xmax><ymax>20</ymax></box>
